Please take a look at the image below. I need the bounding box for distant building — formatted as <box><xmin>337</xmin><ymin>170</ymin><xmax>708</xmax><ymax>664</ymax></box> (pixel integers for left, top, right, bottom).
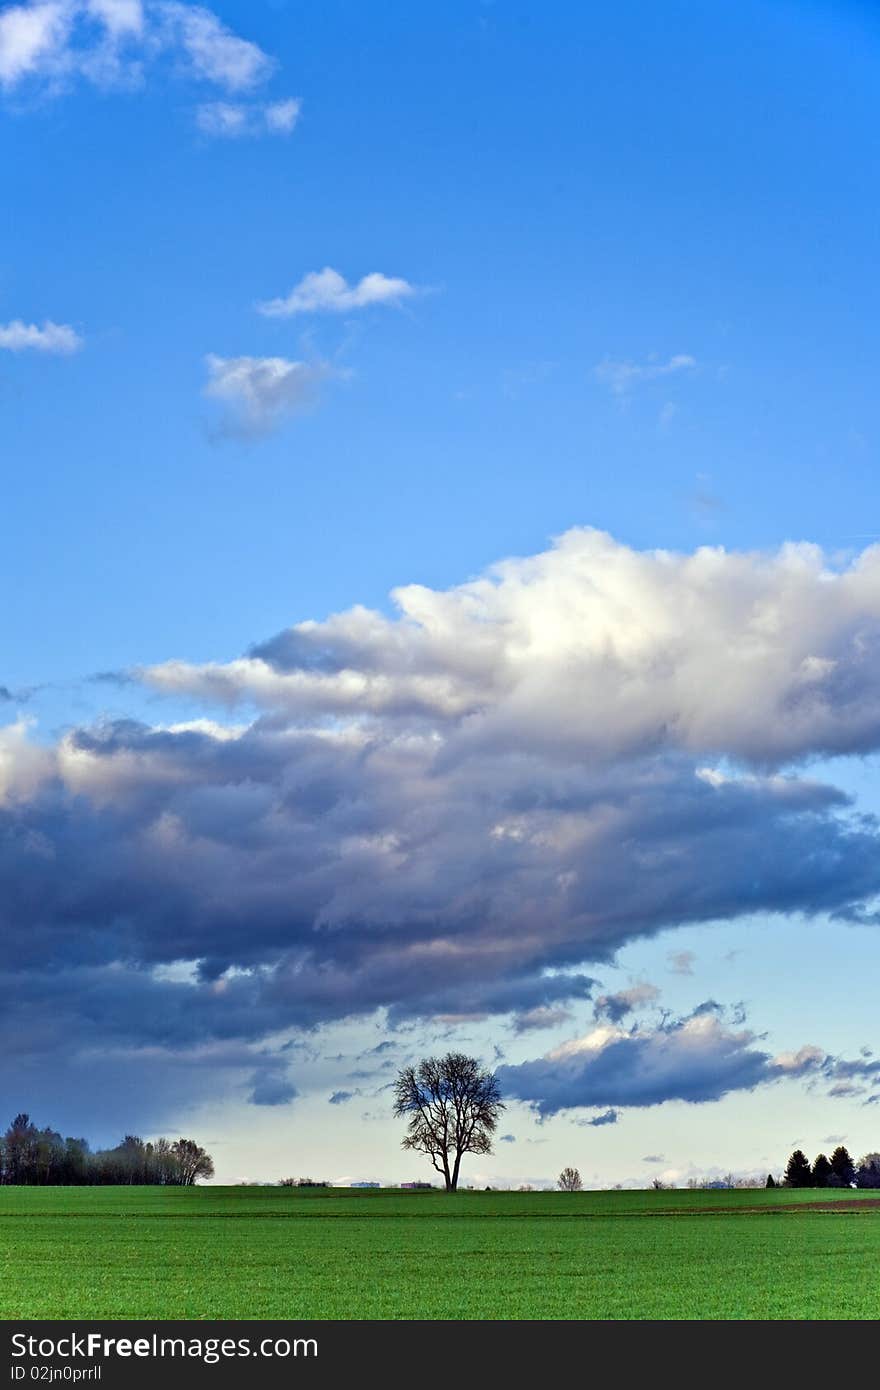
<box><xmin>350</xmin><ymin>1181</ymin><xmax>381</xmax><ymax>1188</ymax></box>
<box><xmin>400</xmin><ymin>1181</ymin><xmax>434</xmax><ymax>1190</ymax></box>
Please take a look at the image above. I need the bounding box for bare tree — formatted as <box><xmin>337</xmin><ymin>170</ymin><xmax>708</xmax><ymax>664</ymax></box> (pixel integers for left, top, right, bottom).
<box><xmin>558</xmin><ymin>1167</ymin><xmax>582</xmax><ymax>1192</ymax></box>
<box><xmin>393</xmin><ymin>1053</ymin><xmax>504</xmax><ymax>1192</ymax></box>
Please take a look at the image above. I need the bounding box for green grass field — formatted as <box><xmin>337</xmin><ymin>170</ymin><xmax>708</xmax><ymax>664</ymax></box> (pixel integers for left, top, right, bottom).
<box><xmin>1</xmin><ymin>1185</ymin><xmax>879</xmax><ymax>1320</ymax></box>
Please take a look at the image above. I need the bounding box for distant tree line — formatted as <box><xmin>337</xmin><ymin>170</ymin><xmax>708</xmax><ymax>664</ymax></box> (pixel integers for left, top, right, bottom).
<box><xmin>776</xmin><ymin>1146</ymin><xmax>880</xmax><ymax>1190</ymax></box>
<box><xmin>0</xmin><ymin>1114</ymin><xmax>214</xmax><ymax>1186</ymax></box>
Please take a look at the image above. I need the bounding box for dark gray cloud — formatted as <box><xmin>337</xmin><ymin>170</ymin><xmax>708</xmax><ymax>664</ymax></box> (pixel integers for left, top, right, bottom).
<box><xmin>593</xmin><ymin>984</ymin><xmax>660</xmax><ymax>1024</ymax></box>
<box><xmin>328</xmin><ymin>1090</ymin><xmax>355</xmax><ymax>1106</ymax></box>
<box><xmin>579</xmin><ymin>1109</ymin><xmax>620</xmax><ymax>1127</ymax></box>
<box><xmin>512</xmin><ymin>1005</ymin><xmax>574</xmax><ymax>1033</ymax></box>
<box><xmin>249</xmin><ymin>1072</ymin><xmax>298</xmax><ymax>1107</ymax></box>
<box><xmin>6</xmin><ymin>530</ymin><xmax>880</xmax><ymax>1131</ymax></box>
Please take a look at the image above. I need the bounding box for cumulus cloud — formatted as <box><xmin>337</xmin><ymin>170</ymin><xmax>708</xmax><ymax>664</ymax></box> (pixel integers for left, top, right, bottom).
<box><xmin>7</xmin><ymin>529</ymin><xmax>880</xmax><ymax>1128</ymax></box>
<box><xmin>497</xmin><ymin>1008</ymin><xmax>822</xmax><ymax>1117</ymax></box>
<box><xmin>257</xmin><ymin>268</ymin><xmax>417</xmax><ymax>318</ymax></box>
<box><xmin>594</xmin><ymin>353</ymin><xmax>697</xmax><ymax>396</ymax></box>
<box><xmin>0</xmin><ymin>319</ymin><xmax>82</xmax><ymax>353</ymax></box>
<box><xmin>203</xmin><ymin>353</ymin><xmax>338</xmax><ymax>437</ymax></box>
<box><xmin>0</xmin><ymin>0</ymin><xmax>274</xmax><ymax>101</ymax></box>
<box><xmin>142</xmin><ymin>527</ymin><xmax>880</xmax><ymax>767</ymax></box>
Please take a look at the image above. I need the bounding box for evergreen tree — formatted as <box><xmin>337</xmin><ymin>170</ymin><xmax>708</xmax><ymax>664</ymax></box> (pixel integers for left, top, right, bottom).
<box><xmin>784</xmin><ymin>1149</ymin><xmax>812</xmax><ymax>1188</ymax></box>
<box><xmin>830</xmin><ymin>1145</ymin><xmax>855</xmax><ymax>1187</ymax></box>
<box><xmin>811</xmin><ymin>1153</ymin><xmax>831</xmax><ymax>1188</ymax></box>
<box><xmin>765</xmin><ymin>1174</ymin><xmax>776</xmax><ymax>1188</ymax></box>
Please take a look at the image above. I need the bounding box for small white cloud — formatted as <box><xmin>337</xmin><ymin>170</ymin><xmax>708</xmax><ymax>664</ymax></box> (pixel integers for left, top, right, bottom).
<box><xmin>772</xmin><ymin>1044</ymin><xmax>825</xmax><ymax>1073</ymax></box>
<box><xmin>0</xmin><ymin>318</ymin><xmax>83</xmax><ymax>353</ymax></box>
<box><xmin>195</xmin><ymin>94</ymin><xmax>300</xmax><ymax>139</ymax></box>
<box><xmin>595</xmin><ymin>353</ymin><xmax>697</xmax><ymax>396</ymax></box>
<box><xmin>203</xmin><ymin>353</ymin><xmax>338</xmax><ymax>437</ymax></box>
<box><xmin>264</xmin><ymin>96</ymin><xmax>300</xmax><ymax>134</ymax></box>
<box><xmin>258</xmin><ymin>267</ymin><xmax>417</xmax><ymax>318</ymax></box>
<box><xmin>195</xmin><ymin>99</ymin><xmax>248</xmax><ymax>136</ymax></box>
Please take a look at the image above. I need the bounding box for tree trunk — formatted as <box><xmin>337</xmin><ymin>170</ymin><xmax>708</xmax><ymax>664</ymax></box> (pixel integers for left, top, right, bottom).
<box><xmin>450</xmin><ymin>1150</ymin><xmax>462</xmax><ymax>1191</ymax></box>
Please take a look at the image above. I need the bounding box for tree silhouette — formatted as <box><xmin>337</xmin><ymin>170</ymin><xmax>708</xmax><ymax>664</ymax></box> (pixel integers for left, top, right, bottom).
<box><xmin>829</xmin><ymin>1145</ymin><xmax>855</xmax><ymax>1187</ymax></box>
<box><xmin>0</xmin><ymin>1117</ymin><xmax>214</xmax><ymax>1186</ymax></box>
<box><xmin>784</xmin><ymin>1149</ymin><xmax>812</xmax><ymax>1188</ymax></box>
<box><xmin>558</xmin><ymin>1166</ymin><xmax>583</xmax><ymax>1192</ymax></box>
<box><xmin>171</xmin><ymin>1139</ymin><xmax>215</xmax><ymax>1186</ymax></box>
<box><xmin>393</xmin><ymin>1053</ymin><xmax>504</xmax><ymax>1192</ymax></box>
<box><xmin>811</xmin><ymin>1153</ymin><xmax>831</xmax><ymax>1188</ymax></box>
<box><xmin>856</xmin><ymin>1153</ymin><xmax>880</xmax><ymax>1189</ymax></box>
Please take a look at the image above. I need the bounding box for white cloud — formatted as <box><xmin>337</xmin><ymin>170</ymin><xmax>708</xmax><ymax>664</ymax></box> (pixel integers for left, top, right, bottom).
<box><xmin>0</xmin><ymin>1</ymin><xmax>72</xmax><ymax>86</ymax></box>
<box><xmin>84</xmin><ymin>0</ymin><xmax>142</xmax><ymax>36</ymax></box>
<box><xmin>196</xmin><ymin>95</ymin><xmax>300</xmax><ymax>139</ymax></box>
<box><xmin>595</xmin><ymin>353</ymin><xmax>697</xmax><ymax>396</ymax></box>
<box><xmin>772</xmin><ymin>1044</ymin><xmax>825</xmax><ymax>1073</ymax></box>
<box><xmin>264</xmin><ymin>96</ymin><xmax>300</xmax><ymax>134</ymax></box>
<box><xmin>0</xmin><ymin>318</ymin><xmax>82</xmax><ymax>353</ymax></box>
<box><xmin>141</xmin><ymin>527</ymin><xmax>880</xmax><ymax>767</ymax></box>
<box><xmin>0</xmin><ymin>0</ymin><xmax>273</xmax><ymax>97</ymax></box>
<box><xmin>194</xmin><ymin>98</ymin><xmax>246</xmax><ymax>136</ymax></box>
<box><xmin>257</xmin><ymin>267</ymin><xmax>417</xmax><ymax>318</ymax></box>
<box><xmin>203</xmin><ymin>353</ymin><xmax>338</xmax><ymax>436</ymax></box>
<box><xmin>157</xmin><ymin>1</ymin><xmax>272</xmax><ymax>91</ymax></box>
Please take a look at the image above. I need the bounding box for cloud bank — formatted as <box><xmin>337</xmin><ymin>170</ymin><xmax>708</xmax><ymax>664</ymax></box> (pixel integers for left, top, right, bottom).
<box><xmin>6</xmin><ymin>528</ymin><xmax>880</xmax><ymax>1126</ymax></box>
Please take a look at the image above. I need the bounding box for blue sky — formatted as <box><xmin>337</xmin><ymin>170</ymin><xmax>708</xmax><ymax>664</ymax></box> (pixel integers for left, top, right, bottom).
<box><xmin>3</xmin><ymin>0</ymin><xmax>880</xmax><ymax>1186</ymax></box>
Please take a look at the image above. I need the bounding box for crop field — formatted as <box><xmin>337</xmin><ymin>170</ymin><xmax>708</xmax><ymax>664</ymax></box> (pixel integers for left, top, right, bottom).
<box><xmin>1</xmin><ymin>1185</ymin><xmax>879</xmax><ymax>1320</ymax></box>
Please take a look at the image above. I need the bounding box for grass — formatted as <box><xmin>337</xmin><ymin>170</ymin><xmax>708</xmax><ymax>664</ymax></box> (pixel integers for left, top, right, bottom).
<box><xmin>1</xmin><ymin>1185</ymin><xmax>879</xmax><ymax>1320</ymax></box>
